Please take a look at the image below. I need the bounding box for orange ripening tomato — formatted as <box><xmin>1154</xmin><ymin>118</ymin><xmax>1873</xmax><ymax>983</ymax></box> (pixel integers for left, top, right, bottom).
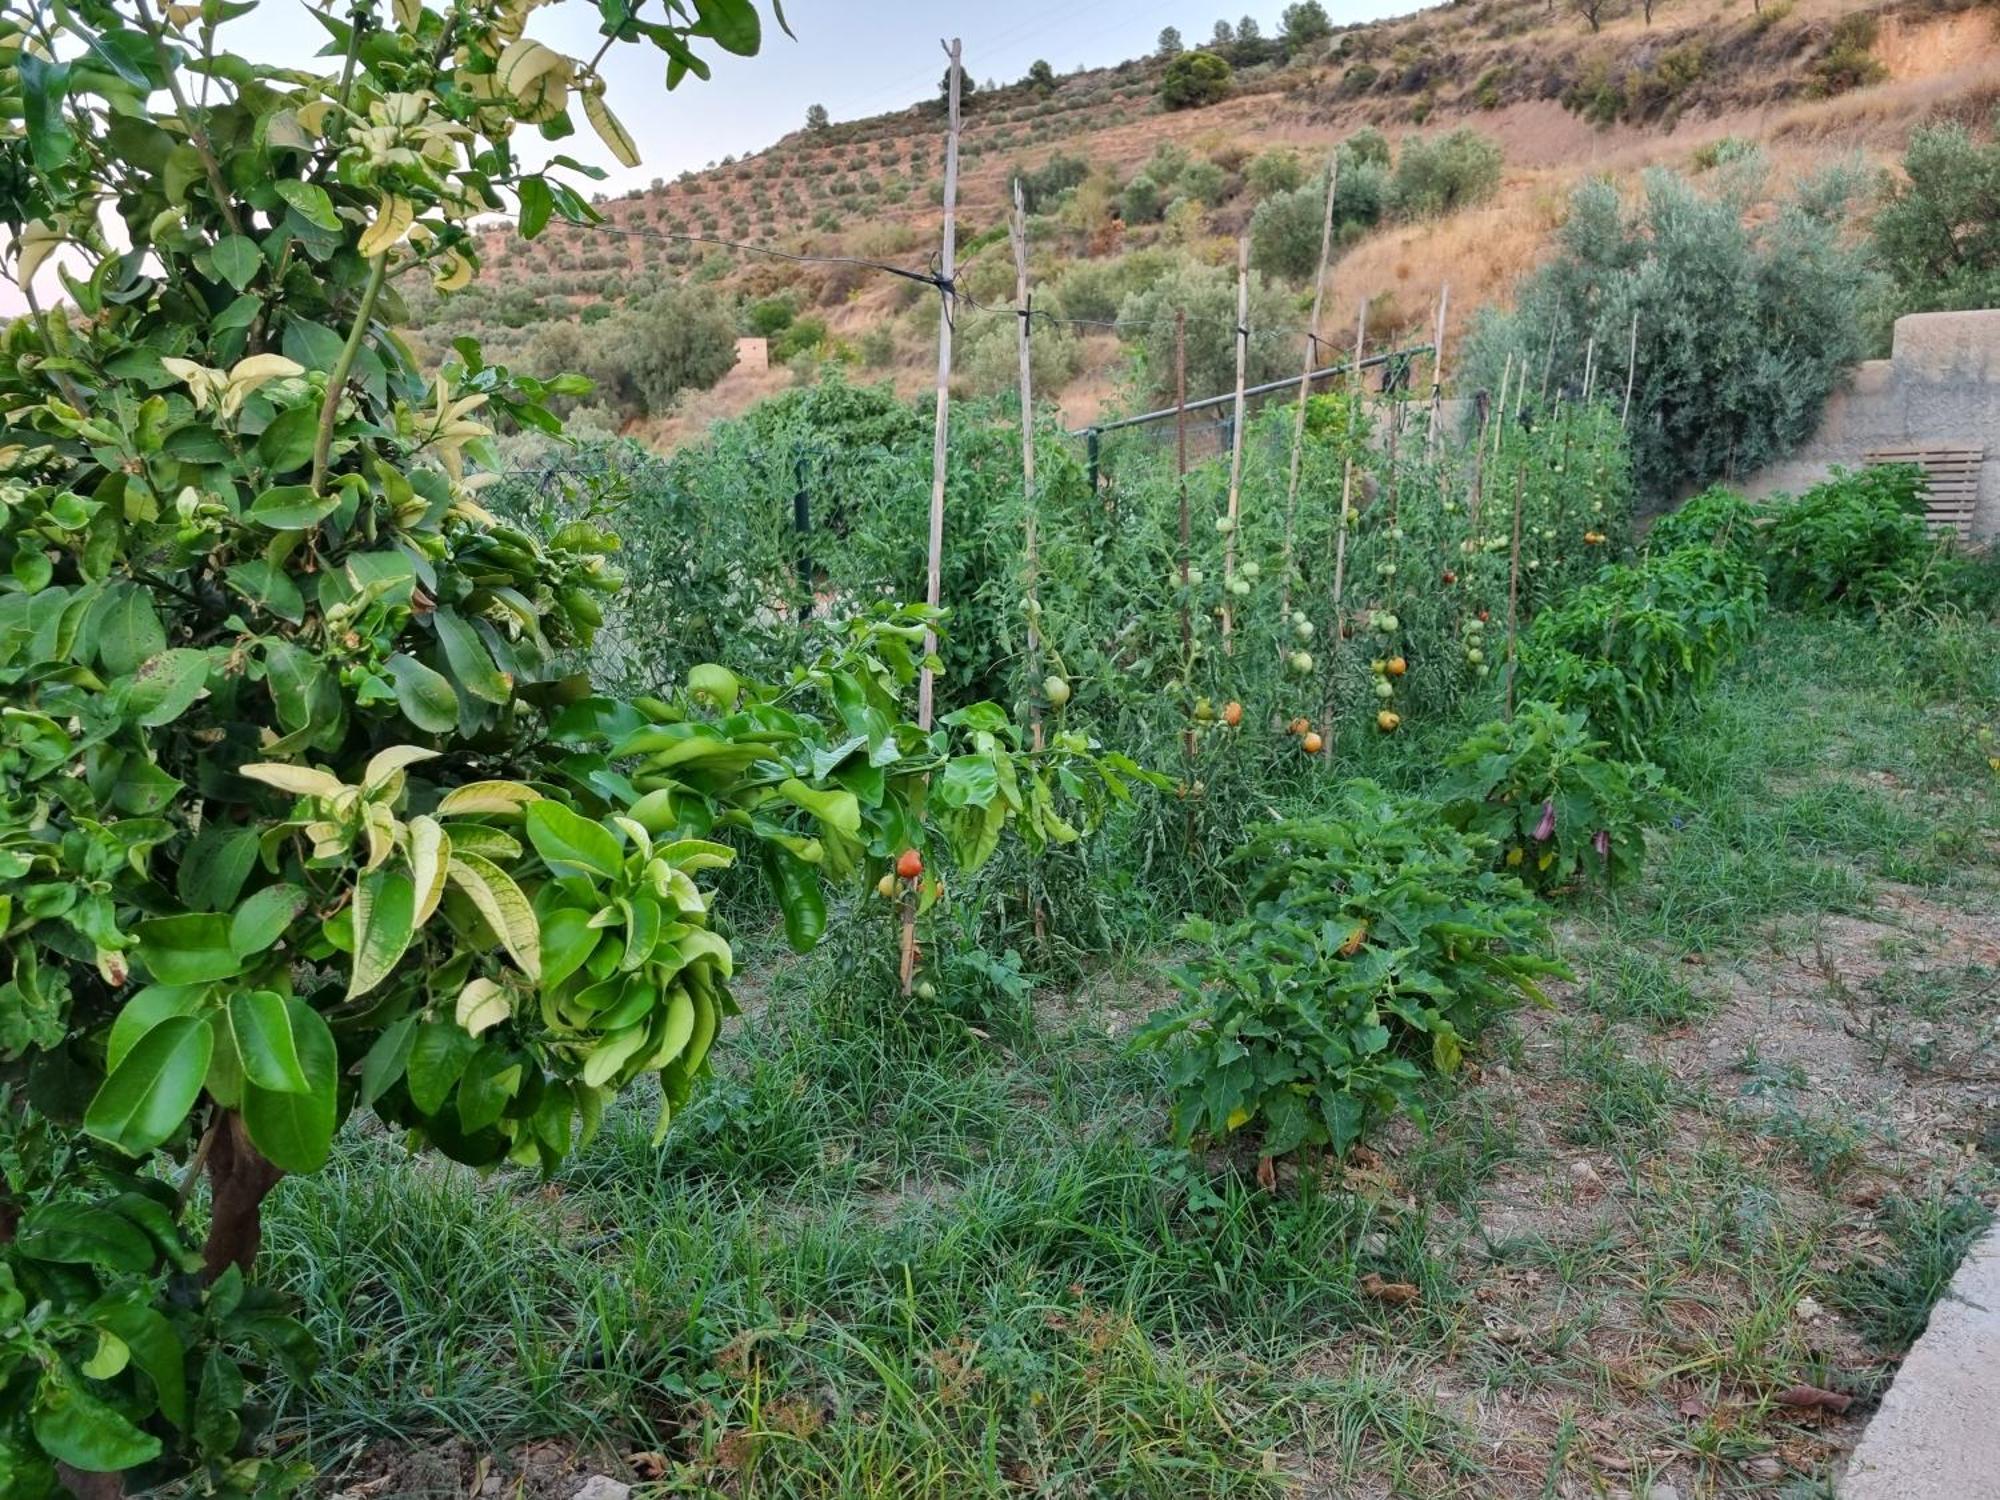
<box><xmin>1386</xmin><ymin>656</ymin><xmax>1406</xmax><ymax>677</ymax></box>
<box><xmin>896</xmin><ymin>848</ymin><xmax>924</xmax><ymax>881</ymax></box>
<box><xmin>1287</xmin><ymin>716</ymin><xmax>1310</xmax><ymax>736</ymax></box>
<box><xmin>1301</xmin><ymin>731</ymin><xmax>1324</xmax><ymax>754</ymax></box>
<box><xmin>1377</xmin><ymin>710</ymin><xmax>1401</xmax><ymax>732</ymax></box>
<box><xmin>1222</xmin><ymin>700</ymin><xmax>1243</xmax><ymax>728</ymax></box>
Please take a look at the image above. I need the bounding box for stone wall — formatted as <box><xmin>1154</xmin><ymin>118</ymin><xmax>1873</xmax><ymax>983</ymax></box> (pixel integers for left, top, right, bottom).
<box><xmin>1740</xmin><ymin>310</ymin><xmax>2000</xmax><ymax>537</ymax></box>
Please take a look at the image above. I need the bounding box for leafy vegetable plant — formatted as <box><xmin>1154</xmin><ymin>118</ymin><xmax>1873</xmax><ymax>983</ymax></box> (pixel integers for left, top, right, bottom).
<box><xmin>1439</xmin><ymin>701</ymin><xmax>1677</xmax><ymax>891</ymax></box>
<box><xmin>1134</xmin><ymin>782</ymin><xmax>1565</xmax><ymax>1160</ymax></box>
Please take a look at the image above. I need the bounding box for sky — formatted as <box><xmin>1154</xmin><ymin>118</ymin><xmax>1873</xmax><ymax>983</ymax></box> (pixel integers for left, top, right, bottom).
<box><xmin>225</xmin><ymin>0</ymin><xmax>1421</xmax><ymax>195</ymax></box>
<box><xmin>2</xmin><ymin>1</ymin><xmax>1418</xmax><ymax>310</ymax></box>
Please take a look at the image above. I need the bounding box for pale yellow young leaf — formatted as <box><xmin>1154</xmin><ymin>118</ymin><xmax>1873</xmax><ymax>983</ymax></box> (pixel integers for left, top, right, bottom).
<box><xmin>437</xmin><ymin>780</ymin><xmax>543</xmax><ymax>816</ymax></box>
<box><xmin>446</xmin><ymin>850</ymin><xmax>541</xmax><ymax>980</ymax></box>
<box><xmin>357</xmin><ymin>193</ymin><xmax>415</xmax><ymax>258</ymax></box>
<box><xmin>240</xmin><ymin>762</ymin><xmax>347</xmax><ymax>800</ymax></box>
<box><xmin>581</xmin><ymin>90</ymin><xmax>639</xmax><ymax>169</ymax></box>
<box><xmin>407</xmin><ymin>815</ymin><xmax>451</xmax><ymax>925</ymax></box>
<box><xmin>393</xmin><ymin>0</ymin><xmax>423</xmax><ymax>33</ymax></box>
<box><xmin>362</xmin><ymin>801</ymin><xmax>398</xmax><ymax>872</ymax></box>
<box><xmin>495</xmin><ymin>38</ymin><xmax>565</xmax><ymax>101</ymax></box>
<box><xmin>16</xmin><ymin>220</ymin><xmax>62</xmax><ymax>286</ymax></box>
<box><xmin>363</xmin><ymin>744</ymin><xmax>441</xmax><ymax>792</ymax></box>
<box><xmin>432</xmin><ymin>249</ymin><xmax>474</xmax><ymax>294</ymax></box>
<box><xmin>455</xmin><ymin>977</ymin><xmax>511</xmax><ymax>1036</ymax></box>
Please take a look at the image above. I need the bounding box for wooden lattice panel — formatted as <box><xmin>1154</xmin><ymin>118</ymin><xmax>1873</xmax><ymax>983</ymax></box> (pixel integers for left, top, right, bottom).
<box><xmin>1865</xmin><ymin>445</ymin><xmax>1985</xmax><ymax>541</ymax></box>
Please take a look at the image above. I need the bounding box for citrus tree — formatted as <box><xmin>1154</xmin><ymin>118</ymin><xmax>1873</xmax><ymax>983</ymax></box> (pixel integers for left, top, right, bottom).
<box><xmin>0</xmin><ymin>3</ymin><xmax>1141</xmax><ymax>1493</ymax></box>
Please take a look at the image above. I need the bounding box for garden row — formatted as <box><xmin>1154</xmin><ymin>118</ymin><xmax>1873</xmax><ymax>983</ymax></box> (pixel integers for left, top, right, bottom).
<box><xmin>1134</xmin><ymin>460</ymin><xmax>1974</xmax><ymax>1163</ymax></box>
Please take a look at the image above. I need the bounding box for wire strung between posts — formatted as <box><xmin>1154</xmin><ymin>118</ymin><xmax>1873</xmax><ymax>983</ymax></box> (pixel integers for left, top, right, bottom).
<box><xmin>557</xmin><ymin>216</ymin><xmax>1348</xmax><ymax>349</ymax></box>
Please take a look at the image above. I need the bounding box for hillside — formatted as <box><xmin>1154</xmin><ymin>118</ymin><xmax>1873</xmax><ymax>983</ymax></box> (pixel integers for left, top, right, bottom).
<box><xmin>405</xmin><ymin>0</ymin><xmax>2000</xmax><ymax>446</ymax></box>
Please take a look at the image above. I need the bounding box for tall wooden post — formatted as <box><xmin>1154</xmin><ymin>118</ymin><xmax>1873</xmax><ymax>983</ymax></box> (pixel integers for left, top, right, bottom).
<box><xmin>1621</xmin><ymin>311</ymin><xmax>1639</xmax><ymax>428</ymax></box>
<box><xmin>1503</xmin><ymin>464</ymin><xmax>1525</xmax><ymax>721</ymax></box>
<box><xmin>903</xmin><ymin>36</ymin><xmax>961</xmax><ymax>997</ymax></box>
<box><xmin>1322</xmin><ymin>298</ymin><xmax>1366</xmax><ymax>761</ymax></box>
<box><xmin>1581</xmin><ymin>334</ymin><xmax>1598</xmax><ymax>404</ymax></box>
<box><xmin>1277</xmin><ymin>153</ymin><xmax>1340</xmax><ymax>646</ymax></box>
<box><xmin>1425</xmin><ymin>282</ymin><xmax>1449</xmax><ymax>463</ymax></box>
<box><xmin>1009</xmin><ymin>177</ymin><xmax>1040</xmax><ymax>751</ymax></box>
<box><xmin>1220</xmin><ymin>234</ymin><xmax>1250</xmax><ymax>651</ymax></box>
<box><xmin>1174</xmin><ymin>311</ymin><xmax>1194</xmax><ymax>761</ymax></box>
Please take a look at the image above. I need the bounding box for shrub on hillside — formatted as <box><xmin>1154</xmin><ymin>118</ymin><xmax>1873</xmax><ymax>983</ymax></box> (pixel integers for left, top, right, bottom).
<box><xmin>1388</xmin><ymin>127</ymin><xmax>1503</xmax><ymax>217</ymax></box>
<box><xmin>1463</xmin><ymin>167</ymin><xmax>1875</xmax><ymax>501</ymax></box>
<box><xmin>1870</xmin><ymin>118</ymin><xmax>2000</xmax><ymax>331</ymax></box>
<box><xmin>1135</xmin><ymin>784</ymin><xmax>1564</xmax><ymax>1158</ymax></box>
<box><xmin>1159</xmin><ymin>50</ymin><xmax>1232</xmax><ymax>109</ymax></box>
<box><xmin>1246</xmin><ymin>147</ymin><xmax>1306</xmax><ymax>198</ymax></box>
<box><xmin>1048</xmin><ymin>250</ymin><xmax>1173</xmax><ymax>323</ymax></box>
<box><xmin>1249</xmin><ymin>158</ymin><xmax>1388</xmax><ymax>277</ymax></box>
<box><xmin>1117</xmin><ymin>256</ymin><xmax>1296</xmax><ymax>399</ymax></box>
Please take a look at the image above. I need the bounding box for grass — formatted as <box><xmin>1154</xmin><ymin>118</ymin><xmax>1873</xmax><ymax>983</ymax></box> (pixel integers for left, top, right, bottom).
<box><xmin>261</xmin><ymin>610</ymin><xmax>2000</xmax><ymax>1497</ymax></box>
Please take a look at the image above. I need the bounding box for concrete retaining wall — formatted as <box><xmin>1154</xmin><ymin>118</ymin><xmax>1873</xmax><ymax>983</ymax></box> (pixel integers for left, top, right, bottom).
<box><xmin>1740</xmin><ymin>311</ymin><xmax>2000</xmax><ymax>537</ymax></box>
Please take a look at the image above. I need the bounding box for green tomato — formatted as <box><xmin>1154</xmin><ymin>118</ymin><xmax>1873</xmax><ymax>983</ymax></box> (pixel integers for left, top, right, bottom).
<box><xmin>1288</xmin><ymin>651</ymin><xmax>1314</xmax><ymax>675</ymax></box>
<box><xmin>1241</xmin><ymin>560</ymin><xmax>1261</xmax><ymax>580</ymax></box>
<box><xmin>1185</xmin><ymin>566</ymin><xmax>1205</xmax><ymax>586</ymax></box>
<box><xmin>1215</xmin><ymin>514</ymin><xmax>1235</xmax><ymax>534</ymax></box>
<box><xmin>1228</xmin><ymin>577</ymin><xmax>1250</xmax><ymax>597</ymax></box>
<box><xmin>1373</xmin><ymin>679</ymin><xmax>1394</xmax><ymax>700</ymax></box>
<box><xmin>1043</xmin><ymin>674</ymin><xmax>1071</xmax><ymax>707</ymax></box>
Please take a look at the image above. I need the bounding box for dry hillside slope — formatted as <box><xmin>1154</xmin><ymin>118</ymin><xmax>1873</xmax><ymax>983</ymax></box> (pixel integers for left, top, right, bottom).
<box><xmin>419</xmin><ymin>0</ymin><xmax>2000</xmax><ymax>443</ymax></box>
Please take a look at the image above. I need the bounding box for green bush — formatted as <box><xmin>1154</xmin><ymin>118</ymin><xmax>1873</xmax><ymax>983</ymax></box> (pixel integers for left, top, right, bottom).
<box><xmin>1116</xmin><ymin>256</ymin><xmax>1296</xmax><ymax>399</ymax></box>
<box><xmin>1440</xmin><ymin>702</ymin><xmax>1678</xmax><ymax>891</ymax></box>
<box><xmin>1808</xmin><ymin>13</ymin><xmax>1888</xmax><ymax>98</ymax></box>
<box><xmin>1388</xmin><ymin>127</ymin><xmax>1503</xmax><ymax>218</ymax></box>
<box><xmin>1463</xmin><ymin>168</ymin><xmax>1875</xmax><ymax>502</ymax></box>
<box><xmin>1870</xmin><ymin>118</ymin><xmax>2000</xmax><ymax>330</ymax></box>
<box><xmin>1246</xmin><ymin>147</ymin><xmax>1306</xmax><ymax>198</ymax></box>
<box><xmin>746</xmin><ymin>295</ymin><xmax>798</xmax><ymax>336</ymax></box>
<box><xmin>772</xmin><ymin>315</ymin><xmax>831</xmax><ymax>363</ymax></box>
<box><xmin>1134</xmin><ymin>784</ymin><xmax>1565</xmax><ymax>1158</ymax></box>
<box><xmin>1248</xmin><ymin>158</ymin><xmax>1388</xmax><ymax>278</ymax></box>
<box><xmin>1521</xmin><ymin>544</ymin><xmax>1766</xmax><ymax>757</ymax></box>
<box><xmin>1765</xmin><ymin>466</ymin><xmax>1951</xmax><ymax>613</ymax></box>
<box><xmin>1158</xmin><ymin>50</ymin><xmax>1233</xmax><ymax>109</ymax></box>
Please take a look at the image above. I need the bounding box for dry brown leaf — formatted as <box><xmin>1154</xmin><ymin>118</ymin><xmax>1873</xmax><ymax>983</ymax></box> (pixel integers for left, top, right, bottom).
<box><xmin>1256</xmin><ymin>1155</ymin><xmax>1277</xmax><ymax>1191</ymax></box>
<box><xmin>1775</xmin><ymin>1384</ymin><xmax>1853</xmax><ymax>1414</ymax></box>
<box><xmin>1359</xmin><ymin>1272</ymin><xmax>1420</xmax><ymax>1306</ymax></box>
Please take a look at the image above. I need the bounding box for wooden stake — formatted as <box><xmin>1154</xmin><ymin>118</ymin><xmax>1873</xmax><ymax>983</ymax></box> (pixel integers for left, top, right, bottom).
<box><xmin>904</xmin><ymin>35</ymin><xmax>961</xmax><ymax>998</ymax></box>
<box><xmin>1175</xmin><ymin>310</ymin><xmax>1194</xmax><ymax>761</ymax></box>
<box><xmin>1276</xmin><ymin>152</ymin><xmax>1340</xmax><ymax>642</ymax></box>
<box><xmin>1503</xmin><ymin>463</ymin><xmax>1525</xmax><ymax>721</ymax></box>
<box><xmin>1491</xmin><ymin>352</ymin><xmax>1512</xmax><ymax>463</ymax></box>
<box><xmin>1220</xmin><ymin>234</ymin><xmax>1250</xmax><ymax>651</ymax></box>
<box><xmin>1425</xmin><ymin>281</ymin><xmax>1449</xmax><ymax>464</ymax></box>
<box><xmin>1323</xmin><ymin>297</ymin><xmax>1366</xmax><ymax>761</ymax></box>
<box><xmin>1009</xmin><ymin>177</ymin><xmax>1040</xmax><ymax>751</ymax></box>
<box><xmin>1581</xmin><ymin>335</ymin><xmax>1597</xmax><ymax>404</ymax></box>
<box><xmin>1621</xmin><ymin>311</ymin><xmax>1639</xmax><ymax>428</ymax></box>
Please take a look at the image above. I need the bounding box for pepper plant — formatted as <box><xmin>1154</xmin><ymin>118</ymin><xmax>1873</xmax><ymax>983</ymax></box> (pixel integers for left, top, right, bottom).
<box><xmin>0</xmin><ymin>3</ymin><xmax>1138</xmax><ymax>1493</ymax></box>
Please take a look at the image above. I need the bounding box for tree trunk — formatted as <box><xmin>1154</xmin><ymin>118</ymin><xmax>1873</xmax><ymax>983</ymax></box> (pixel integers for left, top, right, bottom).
<box><xmin>56</xmin><ymin>1468</ymin><xmax>125</xmax><ymax>1500</ymax></box>
<box><xmin>201</xmin><ymin>1112</ymin><xmax>284</xmax><ymax>1282</ymax></box>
